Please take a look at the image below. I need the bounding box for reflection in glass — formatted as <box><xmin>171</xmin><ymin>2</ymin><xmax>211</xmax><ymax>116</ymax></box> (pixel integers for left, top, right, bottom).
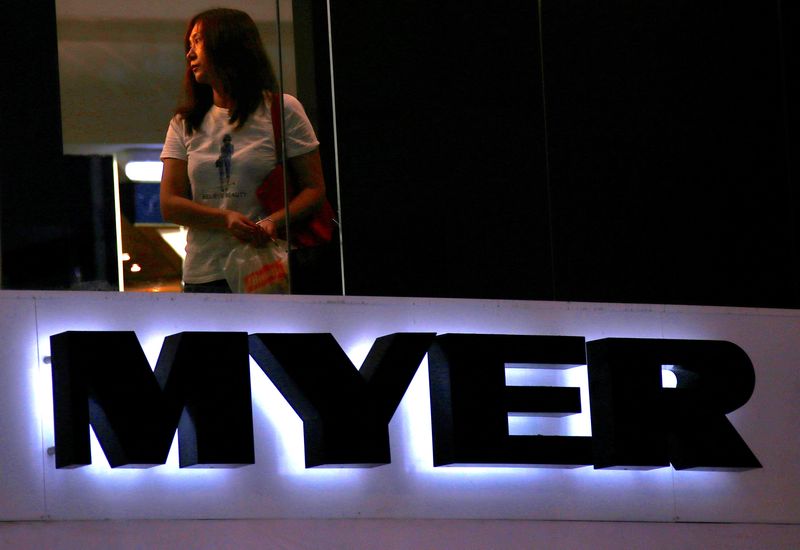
<box><xmin>56</xmin><ymin>1</ymin><xmax>341</xmax><ymax>295</ymax></box>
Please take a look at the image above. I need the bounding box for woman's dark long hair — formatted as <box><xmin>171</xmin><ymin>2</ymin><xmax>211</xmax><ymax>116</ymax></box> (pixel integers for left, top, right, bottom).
<box><xmin>177</xmin><ymin>8</ymin><xmax>278</xmax><ymax>133</ymax></box>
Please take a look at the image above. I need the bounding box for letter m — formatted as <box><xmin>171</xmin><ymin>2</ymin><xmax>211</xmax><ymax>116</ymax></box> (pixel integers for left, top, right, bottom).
<box><xmin>50</xmin><ymin>331</ymin><xmax>254</xmax><ymax>468</ymax></box>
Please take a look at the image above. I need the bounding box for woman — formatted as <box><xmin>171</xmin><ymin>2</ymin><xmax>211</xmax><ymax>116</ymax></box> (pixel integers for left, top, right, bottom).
<box><xmin>160</xmin><ymin>8</ymin><xmax>325</xmax><ymax>293</ymax></box>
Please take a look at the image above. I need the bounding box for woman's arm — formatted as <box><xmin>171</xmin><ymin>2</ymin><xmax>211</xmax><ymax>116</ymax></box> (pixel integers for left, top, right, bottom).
<box><xmin>257</xmin><ymin>148</ymin><xmax>325</xmax><ymax>238</ymax></box>
<box><xmin>160</xmin><ymin>157</ymin><xmax>264</xmax><ymax>243</ymax></box>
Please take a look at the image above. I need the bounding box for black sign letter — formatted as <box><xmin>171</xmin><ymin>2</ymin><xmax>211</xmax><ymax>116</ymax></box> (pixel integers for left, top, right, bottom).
<box><xmin>587</xmin><ymin>338</ymin><xmax>761</xmax><ymax>470</ymax></box>
<box><xmin>427</xmin><ymin>334</ymin><xmax>591</xmax><ymax>466</ymax></box>
<box><xmin>249</xmin><ymin>332</ymin><xmax>435</xmax><ymax>467</ymax></box>
<box><xmin>50</xmin><ymin>331</ymin><xmax>254</xmax><ymax>468</ymax></box>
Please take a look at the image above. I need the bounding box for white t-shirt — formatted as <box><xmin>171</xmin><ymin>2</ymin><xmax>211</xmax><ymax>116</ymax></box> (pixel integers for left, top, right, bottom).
<box><xmin>161</xmin><ymin>94</ymin><xmax>319</xmax><ymax>283</ymax></box>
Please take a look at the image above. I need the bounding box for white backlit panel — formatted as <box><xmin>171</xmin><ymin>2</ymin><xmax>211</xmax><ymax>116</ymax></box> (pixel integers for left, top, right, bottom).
<box><xmin>0</xmin><ymin>298</ymin><xmax>46</xmax><ymax>519</ymax></box>
<box><xmin>661</xmin><ymin>367</ymin><xmax>678</xmax><ymax>389</ymax></box>
<box><xmin>505</xmin><ymin>365</ymin><xmax>592</xmax><ymax>437</ymax></box>
<box><xmin>0</xmin><ymin>291</ymin><xmax>797</xmax><ymax>523</ymax></box>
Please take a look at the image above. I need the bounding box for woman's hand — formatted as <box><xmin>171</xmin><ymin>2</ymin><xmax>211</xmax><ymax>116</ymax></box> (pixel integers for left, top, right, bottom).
<box><xmin>256</xmin><ymin>217</ymin><xmax>278</xmax><ymax>241</ymax></box>
<box><xmin>161</xmin><ymin>158</ymin><xmax>267</xmax><ymax>245</ymax></box>
<box><xmin>224</xmin><ymin>210</ymin><xmax>262</xmax><ymax>243</ymax></box>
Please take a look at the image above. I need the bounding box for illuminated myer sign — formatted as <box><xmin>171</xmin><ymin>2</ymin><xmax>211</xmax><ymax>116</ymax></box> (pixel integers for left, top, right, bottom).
<box><xmin>49</xmin><ymin>332</ymin><xmax>762</xmax><ymax>471</ymax></box>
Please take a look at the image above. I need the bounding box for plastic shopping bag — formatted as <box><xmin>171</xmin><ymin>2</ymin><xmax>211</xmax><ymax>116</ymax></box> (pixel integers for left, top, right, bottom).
<box><xmin>223</xmin><ymin>240</ymin><xmax>290</xmax><ymax>294</ymax></box>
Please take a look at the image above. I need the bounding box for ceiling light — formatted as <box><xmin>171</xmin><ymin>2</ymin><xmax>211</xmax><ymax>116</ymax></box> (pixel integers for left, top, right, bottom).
<box><xmin>125</xmin><ymin>161</ymin><xmax>163</xmax><ymax>182</ymax></box>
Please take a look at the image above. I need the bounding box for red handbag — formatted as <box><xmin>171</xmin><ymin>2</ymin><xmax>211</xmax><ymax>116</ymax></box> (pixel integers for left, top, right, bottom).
<box><xmin>256</xmin><ymin>95</ymin><xmax>335</xmax><ymax>248</ymax></box>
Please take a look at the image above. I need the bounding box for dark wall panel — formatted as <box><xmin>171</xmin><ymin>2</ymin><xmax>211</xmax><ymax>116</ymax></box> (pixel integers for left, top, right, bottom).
<box><xmin>0</xmin><ymin>3</ymin><xmax>119</xmax><ymax>290</ymax></box>
<box><xmin>0</xmin><ymin>1</ymin><xmax>70</xmax><ymax>288</ymax></box>
<box><xmin>542</xmin><ymin>0</ymin><xmax>797</xmax><ymax>306</ymax></box>
<box><xmin>329</xmin><ymin>1</ymin><xmax>552</xmax><ymax>299</ymax></box>
<box><xmin>782</xmin><ymin>0</ymin><xmax>799</xmax><ymax>272</ymax></box>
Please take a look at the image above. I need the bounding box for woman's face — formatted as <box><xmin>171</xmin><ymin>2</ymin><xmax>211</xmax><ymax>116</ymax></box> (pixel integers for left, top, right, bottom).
<box><xmin>186</xmin><ymin>22</ymin><xmax>213</xmax><ymax>85</ymax></box>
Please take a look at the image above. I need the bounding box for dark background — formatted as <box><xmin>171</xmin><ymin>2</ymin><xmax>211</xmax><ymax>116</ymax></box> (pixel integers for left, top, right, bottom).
<box><xmin>2</xmin><ymin>1</ymin><xmax>798</xmax><ymax>307</ymax></box>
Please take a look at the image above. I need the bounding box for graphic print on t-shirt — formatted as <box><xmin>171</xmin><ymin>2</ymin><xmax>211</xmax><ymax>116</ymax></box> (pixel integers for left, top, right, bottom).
<box><xmin>215</xmin><ymin>134</ymin><xmax>234</xmax><ymax>191</ymax></box>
